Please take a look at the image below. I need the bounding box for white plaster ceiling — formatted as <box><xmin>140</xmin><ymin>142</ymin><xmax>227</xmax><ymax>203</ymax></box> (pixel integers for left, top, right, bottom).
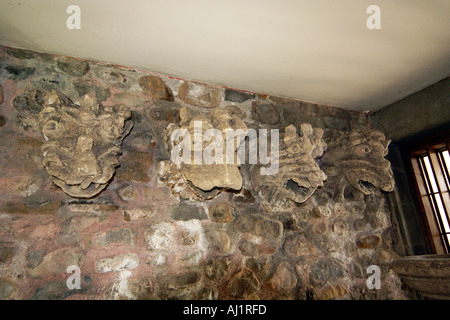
<box><xmin>0</xmin><ymin>0</ymin><xmax>449</xmax><ymax>112</ymax></box>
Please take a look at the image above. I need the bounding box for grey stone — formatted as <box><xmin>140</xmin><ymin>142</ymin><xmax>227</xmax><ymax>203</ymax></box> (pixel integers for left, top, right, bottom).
<box><xmin>0</xmin><ymin>279</ymin><xmax>16</xmax><ymax>300</ymax></box>
<box><xmin>352</xmin><ymin>255</ymin><xmax>375</xmax><ymax>278</ymax></box>
<box><xmin>166</xmin><ymin>203</ymin><xmax>207</xmax><ymax>221</ymax></box>
<box><xmin>116</xmin><ymin>184</ymin><xmax>136</xmax><ymax>202</ymax></box>
<box><xmin>354</xmin><ymin>218</ymin><xmax>367</xmax><ymax>231</ymax></box>
<box><xmin>73</xmin><ymin>79</ymin><xmax>111</xmax><ymax>101</ymax></box>
<box><xmin>59</xmin><ymin>217</ymin><xmax>101</xmax><ymax>245</ymax></box>
<box><xmin>32</xmin><ymin>73</ymin><xmax>66</xmax><ymax>90</ymax></box>
<box><xmin>344</xmin><ymin>241</ymin><xmax>357</xmax><ymax>256</ymax></box>
<box><xmin>4</xmin><ymin>65</ymin><xmax>35</xmax><ymax>80</ymax></box>
<box><xmin>281</xmin><ymin>107</ymin><xmax>297</xmax><ymax>124</ymax></box>
<box><xmin>0</xmin><ymin>116</ymin><xmax>5</xmax><ymax>127</ymax></box>
<box><xmin>13</xmin><ymin>88</ymin><xmax>48</xmax><ymax>114</ymax></box>
<box><xmin>27</xmin><ymin>249</ymin><xmax>46</xmax><ymax>268</ymax></box>
<box><xmin>29</xmin><ymin>247</ymin><xmax>85</xmax><ymax>277</ymax></box>
<box><xmin>56</xmin><ymin>57</ymin><xmax>89</xmax><ymax>76</ymax></box>
<box><xmin>31</xmin><ymin>276</ymin><xmax>93</xmax><ymax>300</ymax></box>
<box><xmin>226</xmin><ymin>105</ymin><xmax>247</xmax><ymax>119</ymax></box>
<box><xmin>251</xmin><ymin>102</ymin><xmax>280</xmax><ymax>125</ymax></box>
<box><xmin>6</xmin><ymin>48</ymin><xmax>36</xmax><ymax>59</ymax></box>
<box><xmin>310</xmin><ymin>258</ymin><xmax>347</xmax><ymax>285</ymax></box>
<box><xmin>91</xmin><ymin>228</ymin><xmax>136</xmax><ymax>247</ymax></box>
<box><xmin>0</xmin><ymin>242</ymin><xmax>16</xmax><ymax>264</ymax></box>
<box><xmin>93</xmin><ymin>69</ymin><xmax>131</xmax><ymax>88</ymax></box>
<box><xmin>224</xmin><ymin>88</ymin><xmax>253</xmax><ymax>103</ymax></box>
<box><xmin>5</xmin><ymin>48</ymin><xmax>53</xmax><ymax>61</ymax></box>
<box><xmin>367</xmin><ymin>210</ymin><xmax>389</xmax><ymax>230</ymax></box>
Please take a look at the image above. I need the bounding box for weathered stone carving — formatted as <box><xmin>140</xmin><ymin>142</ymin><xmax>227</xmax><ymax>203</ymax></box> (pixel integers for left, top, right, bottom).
<box><xmin>160</xmin><ymin>106</ymin><xmax>246</xmax><ymax>200</ymax></box>
<box><xmin>38</xmin><ymin>90</ymin><xmax>133</xmax><ymax>198</ymax></box>
<box><xmin>251</xmin><ymin>124</ymin><xmax>327</xmax><ymax>210</ymax></box>
<box><xmin>321</xmin><ymin>128</ymin><xmax>394</xmax><ymax>196</ymax></box>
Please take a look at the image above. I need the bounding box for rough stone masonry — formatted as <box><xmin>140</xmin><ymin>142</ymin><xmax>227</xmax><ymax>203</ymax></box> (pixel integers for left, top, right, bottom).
<box><xmin>0</xmin><ymin>45</ymin><xmax>409</xmax><ymax>300</ymax></box>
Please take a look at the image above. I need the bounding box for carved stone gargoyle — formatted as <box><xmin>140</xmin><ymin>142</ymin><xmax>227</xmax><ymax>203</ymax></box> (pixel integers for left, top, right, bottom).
<box><xmin>250</xmin><ymin>124</ymin><xmax>327</xmax><ymax>210</ymax></box>
<box><xmin>38</xmin><ymin>91</ymin><xmax>133</xmax><ymax>198</ymax></box>
<box><xmin>321</xmin><ymin>127</ymin><xmax>394</xmax><ymax>198</ymax></box>
<box><xmin>160</xmin><ymin>106</ymin><xmax>247</xmax><ymax>200</ymax></box>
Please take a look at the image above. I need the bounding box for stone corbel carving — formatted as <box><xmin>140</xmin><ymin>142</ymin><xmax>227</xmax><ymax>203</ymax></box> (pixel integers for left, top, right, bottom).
<box><xmin>160</xmin><ymin>106</ymin><xmax>247</xmax><ymax>200</ymax></box>
<box><xmin>38</xmin><ymin>90</ymin><xmax>133</xmax><ymax>198</ymax></box>
<box><xmin>321</xmin><ymin>127</ymin><xmax>394</xmax><ymax>198</ymax></box>
<box><xmin>250</xmin><ymin>124</ymin><xmax>327</xmax><ymax>210</ymax></box>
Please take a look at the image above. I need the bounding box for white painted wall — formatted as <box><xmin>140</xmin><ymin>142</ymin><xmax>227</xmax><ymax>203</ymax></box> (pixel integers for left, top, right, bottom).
<box><xmin>0</xmin><ymin>0</ymin><xmax>449</xmax><ymax>112</ymax></box>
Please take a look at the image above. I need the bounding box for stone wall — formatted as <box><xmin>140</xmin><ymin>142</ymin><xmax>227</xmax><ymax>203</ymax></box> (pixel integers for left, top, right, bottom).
<box><xmin>0</xmin><ymin>46</ymin><xmax>408</xmax><ymax>300</ymax></box>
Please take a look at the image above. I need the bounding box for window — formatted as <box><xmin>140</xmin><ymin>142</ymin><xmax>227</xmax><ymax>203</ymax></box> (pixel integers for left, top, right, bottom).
<box><xmin>408</xmin><ymin>131</ymin><xmax>450</xmax><ymax>254</ymax></box>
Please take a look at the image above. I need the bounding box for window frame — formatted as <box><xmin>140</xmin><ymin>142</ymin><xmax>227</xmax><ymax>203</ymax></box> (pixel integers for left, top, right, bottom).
<box><xmin>404</xmin><ymin>130</ymin><xmax>450</xmax><ymax>254</ymax></box>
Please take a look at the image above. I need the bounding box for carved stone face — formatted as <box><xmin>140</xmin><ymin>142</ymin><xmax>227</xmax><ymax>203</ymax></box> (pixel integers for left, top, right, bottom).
<box><xmin>162</xmin><ymin>106</ymin><xmax>247</xmax><ymax>200</ymax></box>
<box><xmin>322</xmin><ymin>128</ymin><xmax>394</xmax><ymax>195</ymax></box>
<box><xmin>38</xmin><ymin>91</ymin><xmax>133</xmax><ymax>198</ymax></box>
<box><xmin>251</xmin><ymin>124</ymin><xmax>327</xmax><ymax>209</ymax></box>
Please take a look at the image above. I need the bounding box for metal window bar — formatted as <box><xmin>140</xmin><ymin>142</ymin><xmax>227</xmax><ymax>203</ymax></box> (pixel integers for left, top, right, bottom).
<box><xmin>437</xmin><ymin>149</ymin><xmax>450</xmax><ymax>246</ymax></box>
<box><xmin>418</xmin><ymin>150</ymin><xmax>450</xmax><ymax>253</ymax></box>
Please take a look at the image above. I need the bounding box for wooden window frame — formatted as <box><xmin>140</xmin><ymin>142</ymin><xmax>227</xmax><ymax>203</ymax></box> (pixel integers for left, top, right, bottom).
<box><xmin>404</xmin><ymin>129</ymin><xmax>450</xmax><ymax>254</ymax></box>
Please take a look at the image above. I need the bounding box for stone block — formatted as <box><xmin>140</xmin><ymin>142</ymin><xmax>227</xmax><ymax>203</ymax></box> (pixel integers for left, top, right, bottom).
<box><xmin>228</xmin><ymin>269</ymin><xmax>260</xmax><ymax>299</ymax></box>
<box><xmin>235</xmin><ymin>214</ymin><xmax>282</xmax><ymax>239</ymax></box>
<box><xmin>178</xmin><ymin>81</ymin><xmax>222</xmax><ymax>108</ymax></box>
<box><xmin>357</xmin><ymin>234</ymin><xmax>382</xmax><ymax>249</ymax></box>
<box><xmin>96</xmin><ymin>253</ymin><xmax>139</xmax><ymax>273</ymax></box>
<box><xmin>0</xmin><ymin>242</ymin><xmax>16</xmax><ymax>264</ymax></box>
<box><xmin>90</xmin><ymin>228</ymin><xmax>136</xmax><ymax>247</ymax></box>
<box><xmin>56</xmin><ymin>57</ymin><xmax>89</xmax><ymax>76</ymax></box>
<box><xmin>208</xmin><ymin>202</ymin><xmax>233</xmax><ymax>223</ymax></box>
<box><xmin>0</xmin><ymin>279</ymin><xmax>16</xmax><ymax>300</ymax></box>
<box><xmin>224</xmin><ymin>88</ymin><xmax>253</xmax><ymax>103</ymax></box>
<box><xmin>268</xmin><ymin>261</ymin><xmax>297</xmax><ymax>292</ymax></box>
<box><xmin>166</xmin><ymin>203</ymin><xmax>207</xmax><ymax>221</ymax></box>
<box><xmin>29</xmin><ymin>247</ymin><xmax>84</xmax><ymax>277</ymax></box>
<box><xmin>5</xmin><ymin>65</ymin><xmax>35</xmax><ymax>80</ymax></box>
<box><xmin>138</xmin><ymin>75</ymin><xmax>174</xmax><ymax>101</ymax></box>
<box><xmin>145</xmin><ymin>223</ymin><xmax>174</xmax><ymax>250</ymax></box>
